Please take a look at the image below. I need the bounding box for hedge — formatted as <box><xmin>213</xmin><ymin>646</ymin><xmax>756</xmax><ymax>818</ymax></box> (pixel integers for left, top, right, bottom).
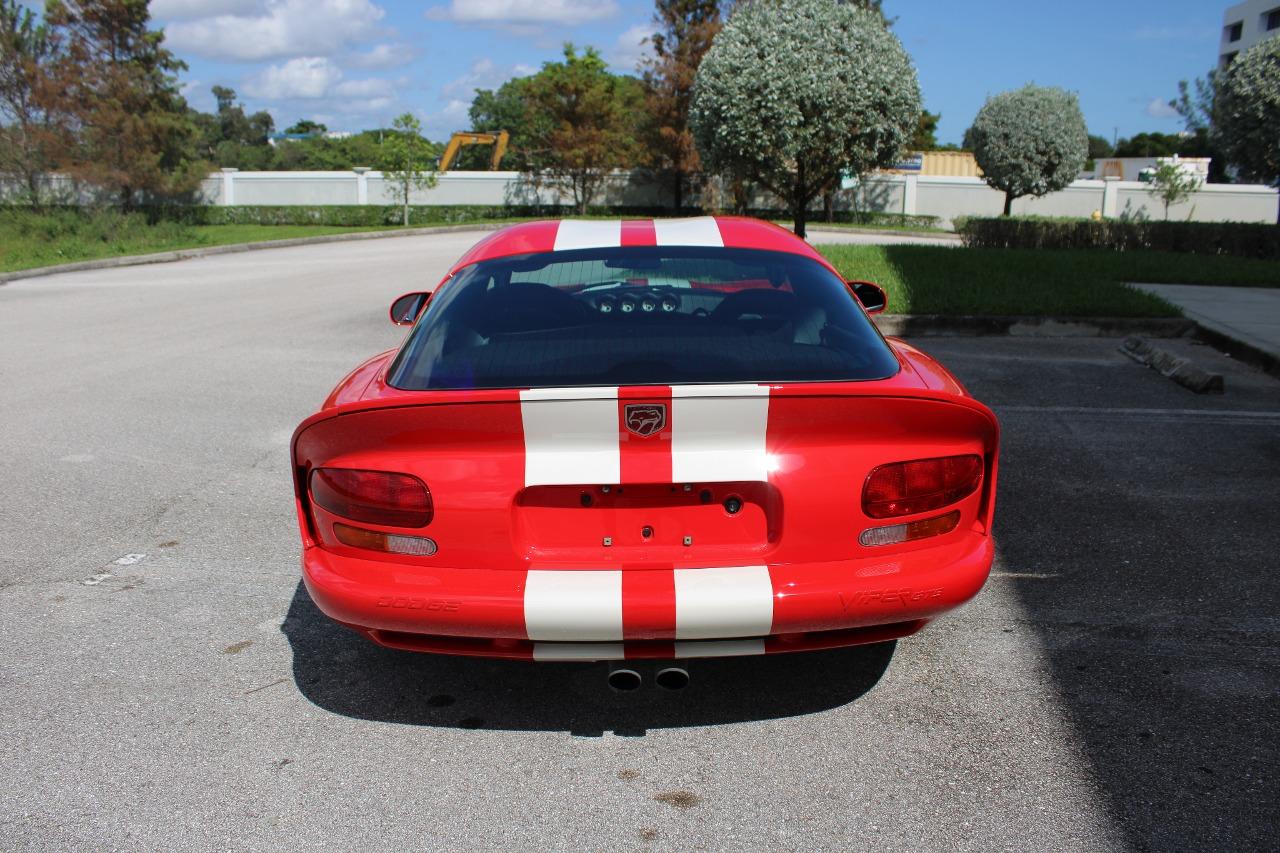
<box><xmin>127</xmin><ymin>204</ymin><xmax>939</xmax><ymax>230</ymax></box>
<box><xmin>956</xmin><ymin>216</ymin><xmax>1280</xmax><ymax>261</ymax></box>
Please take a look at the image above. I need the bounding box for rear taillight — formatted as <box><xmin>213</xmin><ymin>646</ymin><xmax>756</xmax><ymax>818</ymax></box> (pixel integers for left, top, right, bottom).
<box><xmin>863</xmin><ymin>454</ymin><xmax>982</xmax><ymax>519</ymax></box>
<box><xmin>309</xmin><ymin>468</ymin><xmax>433</xmax><ymax>527</ymax></box>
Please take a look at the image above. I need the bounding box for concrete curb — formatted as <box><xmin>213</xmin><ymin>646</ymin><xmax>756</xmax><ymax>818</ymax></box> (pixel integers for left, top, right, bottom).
<box><xmin>1190</xmin><ymin>322</ymin><xmax>1280</xmax><ymax>379</ymax></box>
<box><xmin>873</xmin><ymin>314</ymin><xmax>1196</xmax><ymax>339</ymax></box>
<box><xmin>0</xmin><ymin>222</ymin><xmax>509</xmax><ymax>285</ymax></box>
<box><xmin>1120</xmin><ymin>336</ymin><xmax>1224</xmax><ymax>393</ymax></box>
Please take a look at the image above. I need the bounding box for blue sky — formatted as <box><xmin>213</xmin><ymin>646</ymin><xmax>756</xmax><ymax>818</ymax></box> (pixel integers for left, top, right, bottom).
<box><xmin>151</xmin><ymin>0</ymin><xmax>1227</xmax><ymax>144</ymax></box>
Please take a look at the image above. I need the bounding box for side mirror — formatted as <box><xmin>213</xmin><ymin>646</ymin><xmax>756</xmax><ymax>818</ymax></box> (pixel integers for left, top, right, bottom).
<box><xmin>847</xmin><ymin>280</ymin><xmax>887</xmax><ymax>315</ymax></box>
<box><xmin>390</xmin><ymin>291</ymin><xmax>431</xmax><ymax>326</ymax></box>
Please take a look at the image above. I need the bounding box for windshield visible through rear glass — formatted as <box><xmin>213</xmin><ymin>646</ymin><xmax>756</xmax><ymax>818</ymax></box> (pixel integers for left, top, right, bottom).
<box><xmin>387</xmin><ymin>246</ymin><xmax>899</xmax><ymax>390</ymax></box>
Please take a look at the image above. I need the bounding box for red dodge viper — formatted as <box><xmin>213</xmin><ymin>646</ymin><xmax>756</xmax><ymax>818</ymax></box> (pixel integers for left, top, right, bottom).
<box><xmin>291</xmin><ymin>217</ymin><xmax>999</xmax><ymax>671</ymax></box>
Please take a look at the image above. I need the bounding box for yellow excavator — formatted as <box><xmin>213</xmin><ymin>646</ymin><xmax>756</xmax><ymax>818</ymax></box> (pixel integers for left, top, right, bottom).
<box><xmin>437</xmin><ymin>130</ymin><xmax>510</xmax><ymax>172</ymax></box>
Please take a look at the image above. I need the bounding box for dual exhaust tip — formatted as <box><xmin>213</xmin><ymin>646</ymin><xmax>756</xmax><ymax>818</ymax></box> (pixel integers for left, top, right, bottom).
<box><xmin>607</xmin><ymin>667</ymin><xmax>689</xmax><ymax>692</ymax></box>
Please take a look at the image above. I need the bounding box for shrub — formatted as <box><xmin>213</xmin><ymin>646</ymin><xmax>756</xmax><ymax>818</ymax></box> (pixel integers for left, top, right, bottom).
<box><xmin>956</xmin><ymin>216</ymin><xmax>1280</xmax><ymax>261</ymax></box>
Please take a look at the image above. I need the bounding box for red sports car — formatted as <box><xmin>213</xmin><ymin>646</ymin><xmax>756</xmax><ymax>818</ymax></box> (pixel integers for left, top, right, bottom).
<box><xmin>291</xmin><ymin>217</ymin><xmax>999</xmax><ymax>681</ymax></box>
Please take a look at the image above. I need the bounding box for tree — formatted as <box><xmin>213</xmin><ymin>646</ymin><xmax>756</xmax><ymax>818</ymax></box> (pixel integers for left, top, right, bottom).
<box><xmin>1170</xmin><ymin>73</ymin><xmax>1231</xmax><ymax>184</ymax></box>
<box><xmin>1209</xmin><ymin>37</ymin><xmax>1280</xmax><ymax>192</ymax></box>
<box><xmin>45</xmin><ymin>0</ymin><xmax>203</xmax><ymax>206</ymax></box>
<box><xmin>1146</xmin><ymin>159</ymin><xmax>1203</xmax><ymax>220</ymax></box>
<box><xmin>640</xmin><ymin>0</ymin><xmax>727</xmax><ymax>210</ymax></box>
<box><xmin>190</xmin><ymin>85</ymin><xmax>273</xmax><ymax>169</ymax></box>
<box><xmin>0</xmin><ymin>0</ymin><xmax>67</xmax><ymax>205</ymax></box>
<box><xmin>379</xmin><ymin>112</ymin><xmax>437</xmax><ymax>226</ymax></box>
<box><xmin>969</xmin><ymin>84</ymin><xmax>1087</xmax><ymax>216</ymax></box>
<box><xmin>468</xmin><ymin>77</ymin><xmax>544</xmax><ymax>171</ymax></box>
<box><xmin>910</xmin><ymin>110</ymin><xmax>940</xmax><ymax>150</ymax></box>
<box><xmin>1087</xmin><ymin>134</ymin><xmax>1113</xmax><ymax>159</ymax></box>
<box><xmin>1113</xmin><ymin>132</ymin><xmax>1185</xmax><ymax>157</ymax></box>
<box><xmin>521</xmin><ymin>45</ymin><xmax>645</xmax><ymax>214</ymax></box>
<box><xmin>690</xmin><ymin>0</ymin><xmax>920</xmax><ymax>237</ymax></box>
<box><xmin>285</xmin><ymin>119</ymin><xmax>326</xmax><ymax>135</ymax></box>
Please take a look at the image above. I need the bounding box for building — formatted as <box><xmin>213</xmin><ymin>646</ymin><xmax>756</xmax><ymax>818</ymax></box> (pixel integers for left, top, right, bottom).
<box><xmin>1220</xmin><ymin>0</ymin><xmax>1280</xmax><ymax>67</ymax></box>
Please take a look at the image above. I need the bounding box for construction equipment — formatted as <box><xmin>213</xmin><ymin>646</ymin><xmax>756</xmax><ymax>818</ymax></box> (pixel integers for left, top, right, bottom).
<box><xmin>438</xmin><ymin>130</ymin><xmax>510</xmax><ymax>172</ymax></box>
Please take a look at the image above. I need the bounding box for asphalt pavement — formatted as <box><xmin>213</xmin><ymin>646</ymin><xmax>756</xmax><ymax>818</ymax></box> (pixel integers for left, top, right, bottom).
<box><xmin>1</xmin><ymin>232</ymin><xmax>1277</xmax><ymax>851</ymax></box>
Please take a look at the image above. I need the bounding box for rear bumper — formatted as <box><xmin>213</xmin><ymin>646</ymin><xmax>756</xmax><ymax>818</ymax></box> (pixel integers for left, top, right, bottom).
<box><xmin>301</xmin><ymin>532</ymin><xmax>993</xmax><ymax>661</ymax></box>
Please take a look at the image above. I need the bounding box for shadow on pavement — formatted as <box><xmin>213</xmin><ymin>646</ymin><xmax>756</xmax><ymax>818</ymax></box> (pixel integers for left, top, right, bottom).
<box><xmin>931</xmin><ymin>337</ymin><xmax>1280</xmax><ymax>851</ymax></box>
<box><xmin>281</xmin><ymin>582</ymin><xmax>894</xmax><ymax>735</ymax></box>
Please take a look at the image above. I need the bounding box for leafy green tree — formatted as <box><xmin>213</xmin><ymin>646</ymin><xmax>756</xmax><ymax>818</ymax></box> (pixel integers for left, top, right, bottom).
<box><xmin>690</xmin><ymin>0</ymin><xmax>920</xmax><ymax>237</ymax></box>
<box><xmin>270</xmin><ymin>130</ymin><xmax>398</xmax><ymax>171</ymax></box>
<box><xmin>468</xmin><ymin>77</ymin><xmax>543</xmax><ymax>171</ymax></box>
<box><xmin>1114</xmin><ymin>132</ymin><xmax>1184</xmax><ymax>157</ymax></box>
<box><xmin>1087</xmin><ymin>134</ymin><xmax>1113</xmax><ymax>159</ymax></box>
<box><xmin>0</xmin><ymin>0</ymin><xmax>67</xmax><ymax>205</ymax></box>
<box><xmin>1209</xmin><ymin>38</ymin><xmax>1280</xmax><ymax>193</ymax></box>
<box><xmin>910</xmin><ymin>110</ymin><xmax>940</xmax><ymax>150</ymax></box>
<box><xmin>640</xmin><ymin>0</ymin><xmax>727</xmax><ymax>209</ymax></box>
<box><xmin>969</xmin><ymin>84</ymin><xmax>1087</xmax><ymax>216</ymax></box>
<box><xmin>379</xmin><ymin>112</ymin><xmax>437</xmax><ymax>225</ymax></box>
<box><xmin>1146</xmin><ymin>159</ymin><xmax>1203</xmax><ymax>220</ymax></box>
<box><xmin>285</xmin><ymin>118</ymin><xmax>326</xmax><ymax>135</ymax></box>
<box><xmin>521</xmin><ymin>45</ymin><xmax>645</xmax><ymax>214</ymax></box>
<box><xmin>45</xmin><ymin>0</ymin><xmax>203</xmax><ymax>206</ymax></box>
<box><xmin>190</xmin><ymin>85</ymin><xmax>273</xmax><ymax>169</ymax></box>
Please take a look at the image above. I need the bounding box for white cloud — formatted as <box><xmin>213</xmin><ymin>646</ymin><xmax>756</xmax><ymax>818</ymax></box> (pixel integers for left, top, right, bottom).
<box><xmin>334</xmin><ymin>77</ymin><xmax>394</xmax><ymax>98</ymax></box>
<box><xmin>1145</xmin><ymin>97</ymin><xmax>1180</xmax><ymax>119</ymax></box>
<box><xmin>151</xmin><ymin>0</ymin><xmax>260</xmax><ymax>20</ymax></box>
<box><xmin>609</xmin><ymin>23</ymin><xmax>655</xmax><ymax>72</ymax></box>
<box><xmin>422</xmin><ymin>98</ymin><xmax>472</xmax><ymax>139</ymax></box>
<box><xmin>244</xmin><ymin>57</ymin><xmax>344</xmax><ymax>99</ymax></box>
<box><xmin>428</xmin><ymin>0</ymin><xmax>618</xmax><ymax>26</ymax></box>
<box><xmin>165</xmin><ymin>0</ymin><xmax>385</xmax><ymax>62</ymax></box>
<box><xmin>347</xmin><ymin>42</ymin><xmax>416</xmax><ymax>70</ymax></box>
<box><xmin>441</xmin><ymin>58</ymin><xmax>536</xmax><ymax>98</ymax></box>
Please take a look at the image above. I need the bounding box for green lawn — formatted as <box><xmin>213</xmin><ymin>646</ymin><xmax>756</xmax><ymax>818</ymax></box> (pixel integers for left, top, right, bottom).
<box><xmin>0</xmin><ymin>216</ymin><xmax>395</xmax><ymax>273</ymax></box>
<box><xmin>816</xmin><ymin>245</ymin><xmax>1280</xmax><ymax>317</ymax></box>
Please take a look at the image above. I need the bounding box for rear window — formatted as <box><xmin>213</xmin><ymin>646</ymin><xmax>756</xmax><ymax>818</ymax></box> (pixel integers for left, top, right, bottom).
<box><xmin>388</xmin><ymin>246</ymin><xmax>899</xmax><ymax>390</ymax></box>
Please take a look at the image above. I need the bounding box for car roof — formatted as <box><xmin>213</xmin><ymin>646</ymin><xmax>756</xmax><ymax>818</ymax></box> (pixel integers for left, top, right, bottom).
<box><xmin>446</xmin><ymin>216</ymin><xmax>838</xmax><ymax>276</ymax></box>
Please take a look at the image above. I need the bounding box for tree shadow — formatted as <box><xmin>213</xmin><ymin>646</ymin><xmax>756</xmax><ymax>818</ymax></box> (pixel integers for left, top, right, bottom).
<box><xmin>920</xmin><ymin>338</ymin><xmax>1280</xmax><ymax>850</ymax></box>
<box><xmin>281</xmin><ymin>581</ymin><xmax>895</xmax><ymax>736</ymax></box>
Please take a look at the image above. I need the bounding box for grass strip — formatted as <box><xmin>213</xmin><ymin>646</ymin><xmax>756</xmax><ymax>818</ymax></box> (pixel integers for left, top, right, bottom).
<box><xmin>816</xmin><ymin>245</ymin><xmax>1280</xmax><ymax>318</ymax></box>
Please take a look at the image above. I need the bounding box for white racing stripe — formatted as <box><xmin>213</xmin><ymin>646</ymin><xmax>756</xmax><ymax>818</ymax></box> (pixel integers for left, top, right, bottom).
<box><xmin>553</xmin><ymin>220</ymin><xmax>622</xmax><ymax>251</ymax></box>
<box><xmin>654</xmin><ymin>216</ymin><xmax>723</xmax><ymax>247</ymax></box>
<box><xmin>670</xmin><ymin>384</ymin><xmax>770</xmax><ymax>483</ymax></box>
<box><xmin>524</xmin><ymin>570</ymin><xmax>624</xmax><ymax>642</ymax></box>
<box><xmin>520</xmin><ymin>387</ymin><xmax>620</xmax><ymax>486</ymax></box>
<box><xmin>673</xmin><ymin>566</ymin><xmax>774</xmax><ymax>639</ymax></box>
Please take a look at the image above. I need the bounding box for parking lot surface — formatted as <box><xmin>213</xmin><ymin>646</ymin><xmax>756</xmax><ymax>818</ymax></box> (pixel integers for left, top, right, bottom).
<box><xmin>1</xmin><ymin>232</ymin><xmax>1277</xmax><ymax>851</ymax></box>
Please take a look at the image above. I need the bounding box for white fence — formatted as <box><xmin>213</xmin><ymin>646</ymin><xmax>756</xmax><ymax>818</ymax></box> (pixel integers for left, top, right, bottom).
<box><xmin>201</xmin><ymin>168</ymin><xmax>1279</xmax><ymax>226</ymax></box>
<box><xmin>10</xmin><ymin>167</ymin><xmax>1277</xmax><ymax>225</ymax></box>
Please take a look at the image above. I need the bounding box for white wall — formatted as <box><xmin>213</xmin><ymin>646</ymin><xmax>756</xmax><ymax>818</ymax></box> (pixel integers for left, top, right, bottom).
<box><xmin>7</xmin><ymin>168</ymin><xmax>1277</xmax><ymax>225</ymax></box>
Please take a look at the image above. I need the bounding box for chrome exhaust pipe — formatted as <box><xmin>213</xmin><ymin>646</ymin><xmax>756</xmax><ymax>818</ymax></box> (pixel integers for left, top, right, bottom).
<box><xmin>655</xmin><ymin>667</ymin><xmax>690</xmax><ymax>691</ymax></box>
<box><xmin>607</xmin><ymin>668</ymin><xmax>642</xmax><ymax>692</ymax></box>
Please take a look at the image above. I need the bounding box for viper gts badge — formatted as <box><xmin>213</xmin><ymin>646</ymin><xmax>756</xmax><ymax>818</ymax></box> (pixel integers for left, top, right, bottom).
<box><xmin>624</xmin><ymin>404</ymin><xmax>666</xmax><ymax>437</ymax></box>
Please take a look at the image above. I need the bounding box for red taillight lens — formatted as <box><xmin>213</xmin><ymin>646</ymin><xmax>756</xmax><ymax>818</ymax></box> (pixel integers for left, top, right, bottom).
<box><xmin>309</xmin><ymin>468</ymin><xmax>433</xmax><ymax>527</ymax></box>
<box><xmin>863</xmin><ymin>454</ymin><xmax>982</xmax><ymax>519</ymax></box>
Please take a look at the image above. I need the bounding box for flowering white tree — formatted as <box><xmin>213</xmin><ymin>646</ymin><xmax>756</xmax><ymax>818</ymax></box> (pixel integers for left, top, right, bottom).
<box><xmin>969</xmin><ymin>85</ymin><xmax>1088</xmax><ymax>216</ymax></box>
<box><xmin>1212</xmin><ymin>38</ymin><xmax>1280</xmax><ymax>194</ymax></box>
<box><xmin>689</xmin><ymin>0</ymin><xmax>920</xmax><ymax>237</ymax></box>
